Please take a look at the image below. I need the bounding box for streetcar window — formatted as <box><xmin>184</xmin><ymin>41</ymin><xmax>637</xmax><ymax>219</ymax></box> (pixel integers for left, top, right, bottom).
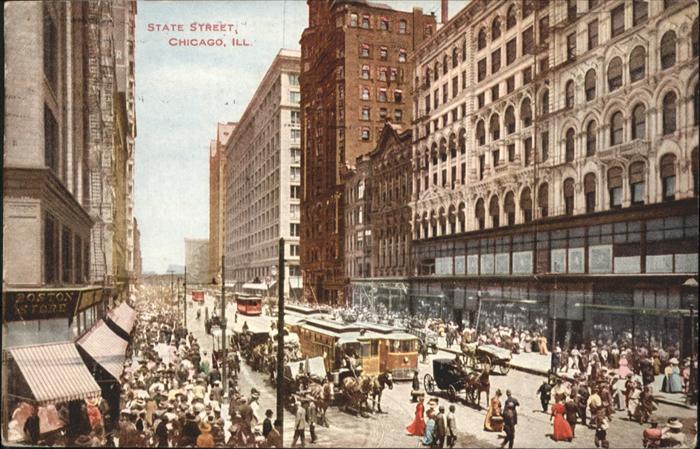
<box><xmin>371</xmin><ymin>340</ymin><xmax>379</xmax><ymax>356</ymax></box>
<box><xmin>361</xmin><ymin>343</ymin><xmax>370</xmax><ymax>358</ymax></box>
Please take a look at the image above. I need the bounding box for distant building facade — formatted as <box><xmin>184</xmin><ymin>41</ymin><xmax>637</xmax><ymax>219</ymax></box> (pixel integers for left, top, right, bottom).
<box><xmin>224</xmin><ymin>50</ymin><xmax>303</xmax><ymax>297</ymax></box>
<box><xmin>209</xmin><ymin>122</ymin><xmax>236</xmax><ymax>283</ymax></box>
<box><xmin>185</xmin><ymin>239</ymin><xmax>210</xmax><ymax>284</ymax></box>
<box><xmin>300</xmin><ymin>0</ymin><xmax>436</xmax><ymax>305</ymax></box>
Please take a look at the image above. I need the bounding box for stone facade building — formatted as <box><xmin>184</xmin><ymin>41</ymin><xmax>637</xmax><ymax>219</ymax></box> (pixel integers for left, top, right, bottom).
<box><xmin>343</xmin><ymin>155</ymin><xmax>372</xmax><ymax>281</ymax></box>
<box><xmin>185</xmin><ymin>238</ymin><xmax>210</xmax><ymax>284</ymax></box>
<box><xmin>405</xmin><ymin>0</ymin><xmax>698</xmax><ymax>353</ymax></box>
<box><xmin>224</xmin><ymin>50</ymin><xmax>303</xmax><ymax>298</ymax></box>
<box><xmin>300</xmin><ymin>0</ymin><xmax>436</xmax><ymax>305</ymax></box>
<box><xmin>209</xmin><ymin>122</ymin><xmax>236</xmax><ymax>283</ymax></box>
<box><xmin>134</xmin><ymin>217</ymin><xmax>143</xmax><ymax>283</ymax></box>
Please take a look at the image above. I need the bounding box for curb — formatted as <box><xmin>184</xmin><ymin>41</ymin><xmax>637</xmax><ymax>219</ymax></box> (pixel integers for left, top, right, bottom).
<box><xmin>437</xmin><ymin>345</ymin><xmax>693</xmax><ymax>410</ymax></box>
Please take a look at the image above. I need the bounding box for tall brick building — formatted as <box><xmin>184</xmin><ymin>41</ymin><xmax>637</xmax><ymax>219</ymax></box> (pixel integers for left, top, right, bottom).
<box><xmin>209</xmin><ymin>122</ymin><xmax>236</xmax><ymax>283</ymax></box>
<box><xmin>300</xmin><ymin>0</ymin><xmax>435</xmax><ymax>305</ymax></box>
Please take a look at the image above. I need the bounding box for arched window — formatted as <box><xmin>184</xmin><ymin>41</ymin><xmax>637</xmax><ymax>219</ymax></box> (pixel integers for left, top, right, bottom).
<box><xmin>563</xmin><ymin>178</ymin><xmax>575</xmax><ymax>215</ymax></box>
<box><xmin>608</xmin><ymin>167</ymin><xmax>623</xmax><ymax>208</ymax></box>
<box><xmin>476</xmin><ymin>120</ymin><xmax>486</xmax><ymax>146</ymax></box>
<box><xmin>660</xmin><ymin>154</ymin><xmax>677</xmax><ymax>201</ymax></box>
<box><xmin>585</xmin><ymin>69</ymin><xmax>596</xmax><ymax>101</ymax></box>
<box><xmin>586</xmin><ymin>121</ymin><xmax>597</xmax><ymax>156</ymax></box>
<box><xmin>475</xmin><ymin>199</ymin><xmax>485</xmax><ymax>230</ymax></box>
<box><xmin>584</xmin><ymin>173</ymin><xmax>596</xmax><ymax>213</ymax></box>
<box><xmin>608</xmin><ymin>57</ymin><xmax>622</xmax><ymax>91</ymax></box>
<box><xmin>489</xmin><ymin>114</ymin><xmax>500</xmax><ymax>141</ymax></box>
<box><xmin>520</xmin><ymin>188</ymin><xmax>532</xmax><ymax>223</ymax></box>
<box><xmin>361</xmin><ymin>65</ymin><xmax>370</xmax><ymax>79</ymax></box>
<box><xmin>541</xmin><ymin>89</ymin><xmax>549</xmax><ymax>115</ymax></box>
<box><xmin>629</xmin><ymin>46</ymin><xmax>646</xmax><ymax>82</ymax></box>
<box><xmin>538</xmin><ymin>183</ymin><xmax>549</xmax><ymax>217</ymax></box>
<box><xmin>629</xmin><ymin>161</ymin><xmax>645</xmax><ymax>205</ymax></box>
<box><xmin>442</xmin><ymin>55</ymin><xmax>448</xmax><ymax>75</ymax></box>
<box><xmin>660</xmin><ymin>31</ymin><xmax>676</xmax><ymax>69</ymax></box>
<box><xmin>693</xmin><ymin>19</ymin><xmax>699</xmax><ymax>58</ymax></box>
<box><xmin>610</xmin><ymin>111</ymin><xmax>624</xmax><ymax>145</ymax></box>
<box><xmin>565</xmin><ymin>80</ymin><xmax>575</xmax><ymax>108</ymax></box>
<box><xmin>459</xmin><ymin>129</ymin><xmax>466</xmax><ymax>154</ymax></box>
<box><xmin>505</xmin><ymin>106</ymin><xmax>516</xmax><ymax>134</ymax></box>
<box><xmin>504</xmin><ymin>192</ymin><xmax>516</xmax><ymax>226</ymax></box>
<box><xmin>565</xmin><ymin>128</ymin><xmax>575</xmax><ymax>162</ymax></box>
<box><xmin>478</xmin><ymin>28</ymin><xmax>487</xmax><ymax>50</ymax></box>
<box><xmin>399</xmin><ymin>19</ymin><xmax>407</xmax><ymax>34</ymax></box>
<box><xmin>492</xmin><ymin>17</ymin><xmax>501</xmax><ymax>40</ymax></box>
<box><xmin>439</xmin><ymin>208</ymin><xmax>446</xmax><ymax>235</ymax></box>
<box><xmin>507</xmin><ymin>5</ymin><xmax>517</xmax><ymax>29</ymax></box>
<box><xmin>521</xmin><ymin>98</ymin><xmax>532</xmax><ymax>128</ymax></box>
<box><xmin>489</xmin><ymin>196</ymin><xmax>500</xmax><ymax>228</ymax></box>
<box><xmin>522</xmin><ymin>0</ymin><xmax>533</xmax><ymax>18</ymax></box>
<box><xmin>458</xmin><ymin>203</ymin><xmax>466</xmax><ymax>232</ymax></box>
<box><xmin>632</xmin><ymin>104</ymin><xmax>646</xmax><ymax>140</ymax></box>
<box><xmin>662</xmin><ymin>91</ymin><xmax>677</xmax><ymax>135</ymax></box>
<box><xmin>433</xmin><ymin>62</ymin><xmax>439</xmax><ymax>81</ymax></box>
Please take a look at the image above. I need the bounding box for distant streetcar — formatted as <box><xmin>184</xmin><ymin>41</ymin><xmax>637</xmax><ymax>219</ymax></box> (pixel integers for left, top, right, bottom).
<box><xmin>235</xmin><ymin>283</ymin><xmax>267</xmax><ymax>316</ymax></box>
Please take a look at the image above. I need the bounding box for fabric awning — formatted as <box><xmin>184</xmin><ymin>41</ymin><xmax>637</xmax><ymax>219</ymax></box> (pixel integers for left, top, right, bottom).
<box><xmin>77</xmin><ymin>320</ymin><xmax>129</xmax><ymax>381</ymax></box>
<box><xmin>107</xmin><ymin>302</ymin><xmax>137</xmax><ymax>335</ymax></box>
<box><xmin>9</xmin><ymin>342</ymin><xmax>101</xmax><ymax>405</ymax></box>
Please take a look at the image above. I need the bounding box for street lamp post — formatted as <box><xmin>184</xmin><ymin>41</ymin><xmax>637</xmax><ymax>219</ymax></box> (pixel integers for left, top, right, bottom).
<box><xmin>276</xmin><ymin>238</ymin><xmax>285</xmax><ymax>441</ymax></box>
<box><xmin>221</xmin><ymin>255</ymin><xmax>228</xmax><ymax>398</ymax></box>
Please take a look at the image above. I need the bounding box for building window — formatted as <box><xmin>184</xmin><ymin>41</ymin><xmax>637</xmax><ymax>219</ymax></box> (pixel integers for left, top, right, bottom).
<box><xmin>44</xmin><ymin>214</ymin><xmax>58</xmax><ymax>284</ymax></box>
<box><xmin>506</xmin><ymin>38</ymin><xmax>517</xmax><ymax>65</ymax></box>
<box><xmin>491</xmin><ymin>49</ymin><xmax>501</xmax><ymax>74</ymax></box>
<box><xmin>476</xmin><ymin>120</ymin><xmax>485</xmax><ymax>146</ymax></box>
<box><xmin>360</xmin><ymin>43</ymin><xmax>370</xmax><ymax>58</ymax></box>
<box><xmin>563</xmin><ymin>178</ymin><xmax>575</xmax><ymax>215</ymax></box>
<box><xmin>452</xmin><ymin>76</ymin><xmax>458</xmax><ymax>97</ymax></box>
<box><xmin>611</xmin><ymin>4</ymin><xmax>625</xmax><ymax>38</ymax></box>
<box><xmin>490</xmin><ymin>114</ymin><xmax>500</xmax><ymax>141</ymax></box>
<box><xmin>350</xmin><ymin>13</ymin><xmax>358</xmax><ymax>27</ymax></box>
<box><xmin>565</xmin><ymin>80</ymin><xmax>575</xmax><ymax>108</ymax></box>
<box><xmin>506</xmin><ymin>76</ymin><xmax>515</xmax><ymax>93</ymax></box>
<box><xmin>479</xmin><ymin>155</ymin><xmax>485</xmax><ymax>180</ymax></box>
<box><xmin>523</xmin><ymin>0</ymin><xmax>533</xmax><ymax>17</ymax></box>
<box><xmin>399</xmin><ymin>19</ymin><xmax>407</xmax><ymax>34</ymax></box>
<box><xmin>693</xmin><ymin>19</ymin><xmax>699</xmax><ymax>58</ymax></box>
<box><xmin>291</xmin><ymin>129</ymin><xmax>301</xmax><ymax>141</ymax></box>
<box><xmin>491</xmin><ymin>84</ymin><xmax>499</xmax><ymax>102</ymax></box>
<box><xmin>522</xmin><ymin>27</ymin><xmax>534</xmax><ymax>55</ymax></box>
<box><xmin>477</xmin><ymin>92</ymin><xmax>485</xmax><ymax>109</ymax></box>
<box><xmin>633</xmin><ymin>0</ymin><xmax>648</xmax><ymax>26</ymax></box>
<box><xmin>660</xmin><ymin>154</ymin><xmax>676</xmax><ymax>201</ymax></box>
<box><xmin>661</xmin><ymin>32</ymin><xmax>677</xmax><ymax>71</ymax></box>
<box><xmin>541</xmin><ymin>131</ymin><xmax>549</xmax><ymax>161</ymax></box>
<box><xmin>608</xmin><ymin>167</ymin><xmax>623</xmax><ymax>208</ymax></box>
<box><xmin>394</xmin><ymin>89</ymin><xmax>402</xmax><ymax>103</ymax></box>
<box><xmin>290</xmin><ymin>204</ymin><xmax>300</xmax><ymax>219</ymax></box>
<box><xmin>566</xmin><ymin>33</ymin><xmax>576</xmax><ymax>61</ymax></box>
<box><xmin>489</xmin><ymin>196</ymin><xmax>500</xmax><ymax>228</ymax></box>
<box><xmin>586</xmin><ymin>121</ymin><xmax>597</xmax><ymax>156</ymax></box>
<box><xmin>394</xmin><ymin>109</ymin><xmax>403</xmax><ymax>121</ymax></box>
<box><xmin>662</xmin><ymin>91</ymin><xmax>677</xmax><ymax>135</ymax></box>
<box><xmin>379</xmin><ymin>67</ymin><xmax>388</xmax><ymax>81</ymax></box>
<box><xmin>361</xmin><ymin>106</ymin><xmax>370</xmax><ymax>120</ymax></box>
<box><xmin>476</xmin><ymin>199</ymin><xmax>485</xmax><ymax>230</ymax></box>
<box><xmin>565</xmin><ymin>128</ymin><xmax>575</xmax><ymax>162</ymax></box>
<box><xmin>478</xmin><ymin>28</ymin><xmax>487</xmax><ymax>50</ymax></box>
<box><xmin>291</xmin><ymin>147</ymin><xmax>301</xmax><ymax>163</ymax></box>
<box><xmin>361</xmin><ymin>14</ymin><xmax>370</xmax><ymax>29</ymax></box>
<box><xmin>521</xmin><ymin>98</ymin><xmax>532</xmax><ymax>128</ymax></box>
<box><xmin>521</xmin><ymin>188</ymin><xmax>533</xmax><ymax>223</ymax></box>
<box><xmin>44</xmin><ymin>105</ymin><xmax>59</xmax><ymax>173</ymax></box>
<box><xmin>507</xmin><ymin>5</ymin><xmax>517</xmax><ymax>29</ymax></box>
<box><xmin>632</xmin><ymin>104</ymin><xmax>646</xmax><ymax>140</ymax></box>
<box><xmin>629</xmin><ymin>46</ymin><xmax>646</xmax><ymax>82</ymax></box>
<box><xmin>477</xmin><ymin>59</ymin><xmax>486</xmax><ymax>82</ymax></box>
<box><xmin>584</xmin><ymin>173</ymin><xmax>596</xmax><ymax>213</ymax></box>
<box><xmin>378</xmin><ymin>46</ymin><xmax>388</xmax><ymax>61</ymax></box>
<box><xmin>442</xmin><ymin>83</ymin><xmax>448</xmax><ymax>103</ymax></box>
<box><xmin>492</xmin><ymin>150</ymin><xmax>500</xmax><ymax>168</ymax></box>
<box><xmin>538</xmin><ymin>183</ymin><xmax>549</xmax><ymax>218</ymax></box>
<box><xmin>607</xmin><ymin>57</ymin><xmax>622</xmax><ymax>91</ymax></box>
<box><xmin>507</xmin><ymin>143</ymin><xmax>515</xmax><ymax>162</ymax></box>
<box><xmin>289</xmin><ymin>91</ymin><xmax>301</xmax><ymax>103</ymax></box>
<box><xmin>584</xmin><ymin>69</ymin><xmax>596</xmax><ymax>101</ymax></box>
<box><xmin>398</xmin><ymin>48</ymin><xmax>407</xmax><ymax>62</ymax></box>
<box><xmin>524</xmin><ymin>137</ymin><xmax>533</xmax><ymax>166</ymax></box>
<box><xmin>522</xmin><ymin>66</ymin><xmax>532</xmax><ymax>84</ymax></box>
<box><xmin>291</xmin><ymin>110</ymin><xmax>300</xmax><ymax>125</ymax></box>
<box><xmin>361</xmin><ymin>65</ymin><xmax>370</xmax><ymax>80</ymax></box>
<box><xmin>361</xmin><ymin>127</ymin><xmax>370</xmax><ymax>140</ymax></box>
<box><xmin>541</xmin><ymin>89</ymin><xmax>549</xmax><ymax>115</ymax></box>
<box><xmin>629</xmin><ymin>161</ymin><xmax>645</xmax><ymax>205</ymax></box>
<box><xmin>379</xmin><ymin>107</ymin><xmax>387</xmax><ymax>119</ymax></box>
<box><xmin>588</xmin><ymin>20</ymin><xmax>598</xmax><ymax>50</ymax></box>
<box><xmin>491</xmin><ymin>17</ymin><xmax>501</xmax><ymax>40</ymax></box>
<box><xmin>289</xmin><ymin>73</ymin><xmax>299</xmax><ymax>86</ymax></box>
<box><xmin>505</xmin><ymin>107</ymin><xmax>515</xmax><ymax>134</ymax></box>
<box><xmin>379</xmin><ymin>16</ymin><xmax>389</xmax><ymax>31</ymax></box>
<box><xmin>610</xmin><ymin>111</ymin><xmax>624</xmax><ymax>145</ymax></box>
<box><xmin>43</xmin><ymin>7</ymin><xmax>58</xmax><ymax>89</ymax></box>
<box><xmin>290</xmin><ymin>245</ymin><xmax>300</xmax><ymax>256</ymax></box>
<box><xmin>539</xmin><ymin>16</ymin><xmax>549</xmax><ymax>44</ymax></box>
<box><xmin>361</xmin><ymin>87</ymin><xmax>370</xmax><ymax>100</ymax></box>
<box><xmin>291</xmin><ymin>166</ymin><xmax>301</xmax><ymax>181</ymax></box>
<box><xmin>567</xmin><ymin>0</ymin><xmax>577</xmax><ymax>21</ymax></box>
<box><xmin>291</xmin><ymin>185</ymin><xmax>300</xmax><ymax>199</ymax></box>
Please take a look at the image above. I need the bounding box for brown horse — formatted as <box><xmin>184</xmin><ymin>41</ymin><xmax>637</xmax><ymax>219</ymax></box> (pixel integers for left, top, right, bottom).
<box><xmin>473</xmin><ymin>365</ymin><xmax>491</xmax><ymax>409</ymax></box>
<box><xmin>341</xmin><ymin>375</ymin><xmax>372</xmax><ymax>417</ymax></box>
<box><xmin>308</xmin><ymin>380</ymin><xmax>334</xmax><ymax>426</ymax></box>
<box><xmin>369</xmin><ymin>372</ymin><xmax>394</xmax><ymax>413</ymax></box>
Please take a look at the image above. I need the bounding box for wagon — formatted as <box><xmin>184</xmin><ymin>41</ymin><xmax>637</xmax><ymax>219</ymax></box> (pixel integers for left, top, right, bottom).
<box><xmin>462</xmin><ymin>343</ymin><xmax>512</xmax><ymax>375</ymax></box>
<box><xmin>423</xmin><ymin>358</ymin><xmax>480</xmax><ymax>403</ymax></box>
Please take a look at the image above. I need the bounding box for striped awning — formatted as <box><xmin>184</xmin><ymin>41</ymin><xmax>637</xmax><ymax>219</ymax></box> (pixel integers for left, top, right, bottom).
<box><xmin>9</xmin><ymin>343</ymin><xmax>101</xmax><ymax>405</ymax></box>
<box><xmin>77</xmin><ymin>320</ymin><xmax>128</xmax><ymax>381</ymax></box>
<box><xmin>107</xmin><ymin>302</ymin><xmax>136</xmax><ymax>335</ymax></box>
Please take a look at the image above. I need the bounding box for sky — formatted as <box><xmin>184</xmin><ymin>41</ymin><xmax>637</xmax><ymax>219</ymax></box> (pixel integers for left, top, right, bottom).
<box><xmin>134</xmin><ymin>0</ymin><xmax>469</xmax><ymax>274</ymax></box>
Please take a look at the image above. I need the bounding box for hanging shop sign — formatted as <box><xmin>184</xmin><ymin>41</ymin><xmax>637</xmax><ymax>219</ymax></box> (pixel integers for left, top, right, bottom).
<box><xmin>2</xmin><ymin>287</ymin><xmax>105</xmax><ymax>322</ymax></box>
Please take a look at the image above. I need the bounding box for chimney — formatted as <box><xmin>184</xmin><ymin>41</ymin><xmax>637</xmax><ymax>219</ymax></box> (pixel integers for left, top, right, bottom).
<box><xmin>441</xmin><ymin>0</ymin><xmax>448</xmax><ymax>24</ymax></box>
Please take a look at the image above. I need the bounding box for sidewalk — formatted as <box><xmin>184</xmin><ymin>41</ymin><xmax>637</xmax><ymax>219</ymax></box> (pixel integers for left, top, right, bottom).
<box><xmin>436</xmin><ymin>340</ymin><xmax>693</xmax><ymax>409</ymax></box>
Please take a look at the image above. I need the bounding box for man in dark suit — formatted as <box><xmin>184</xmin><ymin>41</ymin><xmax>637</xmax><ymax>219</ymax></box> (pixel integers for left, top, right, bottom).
<box><xmin>501</xmin><ymin>403</ymin><xmax>516</xmax><ymax>449</ymax></box>
<box><xmin>504</xmin><ymin>390</ymin><xmax>520</xmax><ymax>424</ymax></box>
<box><xmin>434</xmin><ymin>405</ymin><xmax>447</xmax><ymax>448</ymax></box>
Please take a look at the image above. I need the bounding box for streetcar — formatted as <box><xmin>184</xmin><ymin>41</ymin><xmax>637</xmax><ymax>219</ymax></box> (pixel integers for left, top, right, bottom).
<box><xmin>235</xmin><ymin>283</ymin><xmax>267</xmax><ymax>315</ymax></box>
<box><xmin>191</xmin><ymin>290</ymin><xmax>205</xmax><ymax>302</ymax></box>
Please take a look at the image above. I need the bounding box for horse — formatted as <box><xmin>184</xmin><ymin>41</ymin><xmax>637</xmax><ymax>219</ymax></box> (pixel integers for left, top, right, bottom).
<box><xmin>369</xmin><ymin>372</ymin><xmax>394</xmax><ymax>413</ymax></box>
<box><xmin>341</xmin><ymin>375</ymin><xmax>372</xmax><ymax>417</ymax></box>
<box><xmin>308</xmin><ymin>379</ymin><xmax>334</xmax><ymax>426</ymax></box>
<box><xmin>474</xmin><ymin>364</ymin><xmax>491</xmax><ymax>409</ymax></box>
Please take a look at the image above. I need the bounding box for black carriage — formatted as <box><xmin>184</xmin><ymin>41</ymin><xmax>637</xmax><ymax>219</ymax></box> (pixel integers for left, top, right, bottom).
<box><xmin>423</xmin><ymin>358</ymin><xmax>480</xmax><ymax>403</ymax></box>
<box><xmin>462</xmin><ymin>343</ymin><xmax>512</xmax><ymax>375</ymax></box>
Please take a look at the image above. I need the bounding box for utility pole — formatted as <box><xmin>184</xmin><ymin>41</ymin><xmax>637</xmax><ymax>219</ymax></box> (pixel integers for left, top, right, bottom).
<box><xmin>276</xmin><ymin>238</ymin><xmax>285</xmax><ymax>440</ymax></box>
<box><xmin>221</xmin><ymin>255</ymin><xmax>228</xmax><ymax>398</ymax></box>
<box><xmin>184</xmin><ymin>265</ymin><xmax>188</xmax><ymax>328</ymax></box>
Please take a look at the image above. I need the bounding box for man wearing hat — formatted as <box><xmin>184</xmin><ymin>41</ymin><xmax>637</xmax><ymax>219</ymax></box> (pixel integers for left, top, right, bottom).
<box><xmin>181</xmin><ymin>411</ymin><xmax>201</xmax><ymax>446</ymax></box>
<box><xmin>196</xmin><ymin>420</ymin><xmax>215</xmax><ymax>447</ymax></box>
<box><xmin>434</xmin><ymin>405</ymin><xmax>447</xmax><ymax>448</ymax></box>
<box><xmin>642</xmin><ymin>417</ymin><xmax>662</xmax><ymax>448</ymax></box>
<box><xmin>292</xmin><ymin>399</ymin><xmax>307</xmax><ymax>447</ymax></box>
<box><xmin>501</xmin><ymin>402</ymin><xmax>516</xmax><ymax>449</ymax></box>
<box><xmin>662</xmin><ymin>418</ymin><xmax>686</xmax><ymax>447</ymax></box>
<box><xmin>239</xmin><ymin>397</ymin><xmax>255</xmax><ymax>435</ymax></box>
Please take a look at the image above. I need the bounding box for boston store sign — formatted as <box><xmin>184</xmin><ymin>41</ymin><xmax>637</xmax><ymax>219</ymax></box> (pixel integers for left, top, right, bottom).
<box><xmin>3</xmin><ymin>286</ymin><xmax>104</xmax><ymax>322</ymax></box>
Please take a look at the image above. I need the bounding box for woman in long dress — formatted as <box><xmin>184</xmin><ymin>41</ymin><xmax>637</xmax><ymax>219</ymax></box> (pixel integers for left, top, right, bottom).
<box><xmin>617</xmin><ymin>354</ymin><xmax>633</xmax><ymax>378</ymax></box>
<box><xmin>483</xmin><ymin>389</ymin><xmax>502</xmax><ymax>431</ymax></box>
<box><xmin>551</xmin><ymin>395</ymin><xmax>573</xmax><ymax>441</ymax></box>
<box><xmin>406</xmin><ymin>397</ymin><xmax>426</xmax><ymax>436</ymax></box>
<box><xmin>662</xmin><ymin>358</ymin><xmax>683</xmax><ymax>393</ymax></box>
<box><xmin>422</xmin><ymin>409</ymin><xmax>436</xmax><ymax>446</ymax></box>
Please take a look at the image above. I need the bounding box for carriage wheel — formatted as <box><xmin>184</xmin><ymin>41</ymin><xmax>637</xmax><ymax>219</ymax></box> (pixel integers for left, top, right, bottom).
<box><xmin>423</xmin><ymin>374</ymin><xmax>435</xmax><ymax>395</ymax></box>
<box><xmin>478</xmin><ymin>355</ymin><xmax>492</xmax><ymax>371</ymax></box>
<box><xmin>447</xmin><ymin>385</ymin><xmax>457</xmax><ymax>402</ymax></box>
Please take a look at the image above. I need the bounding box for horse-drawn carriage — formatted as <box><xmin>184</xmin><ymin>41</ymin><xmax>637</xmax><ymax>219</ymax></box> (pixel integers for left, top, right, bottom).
<box><xmin>423</xmin><ymin>358</ymin><xmax>490</xmax><ymax>407</ymax></box>
<box><xmin>462</xmin><ymin>342</ymin><xmax>512</xmax><ymax>375</ymax></box>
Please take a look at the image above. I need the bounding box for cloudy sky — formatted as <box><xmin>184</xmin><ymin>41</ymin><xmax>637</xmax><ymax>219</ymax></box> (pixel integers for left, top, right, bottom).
<box><xmin>135</xmin><ymin>0</ymin><xmax>469</xmax><ymax>273</ymax></box>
